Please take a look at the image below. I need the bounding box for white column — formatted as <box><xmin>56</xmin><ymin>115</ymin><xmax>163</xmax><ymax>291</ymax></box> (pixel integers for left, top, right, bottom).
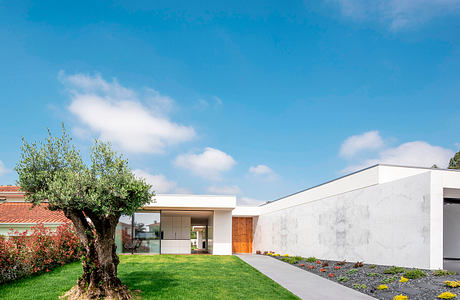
<box><xmin>197</xmin><ymin>230</ymin><xmax>203</xmax><ymax>249</ymax></box>
<box><xmin>212</xmin><ymin>210</ymin><xmax>232</xmax><ymax>255</ymax></box>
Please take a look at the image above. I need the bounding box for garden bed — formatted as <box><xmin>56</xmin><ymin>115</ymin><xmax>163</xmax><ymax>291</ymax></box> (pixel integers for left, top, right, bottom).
<box><xmin>259</xmin><ymin>252</ymin><xmax>460</xmax><ymax>300</ymax></box>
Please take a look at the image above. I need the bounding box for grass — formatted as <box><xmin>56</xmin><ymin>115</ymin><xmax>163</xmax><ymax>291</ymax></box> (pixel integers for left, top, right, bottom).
<box><xmin>0</xmin><ymin>255</ymin><xmax>298</xmax><ymax>300</ymax></box>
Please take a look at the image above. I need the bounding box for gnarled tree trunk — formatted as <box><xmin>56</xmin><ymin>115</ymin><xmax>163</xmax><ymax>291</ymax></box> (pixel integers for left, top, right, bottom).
<box><xmin>91</xmin><ymin>214</ymin><xmax>131</xmax><ymax>300</ymax></box>
<box><xmin>62</xmin><ymin>210</ymin><xmax>131</xmax><ymax>300</ymax></box>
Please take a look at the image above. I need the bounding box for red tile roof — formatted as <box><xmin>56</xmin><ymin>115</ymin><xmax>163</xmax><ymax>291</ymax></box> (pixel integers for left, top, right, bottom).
<box><xmin>0</xmin><ymin>185</ymin><xmax>22</xmax><ymax>192</ymax></box>
<box><xmin>0</xmin><ymin>202</ymin><xmax>70</xmax><ymax>224</ymax></box>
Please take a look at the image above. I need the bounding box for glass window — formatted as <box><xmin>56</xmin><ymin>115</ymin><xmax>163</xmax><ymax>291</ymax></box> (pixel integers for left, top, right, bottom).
<box><xmin>115</xmin><ymin>212</ymin><xmax>161</xmax><ymax>254</ymax></box>
<box><xmin>133</xmin><ymin>212</ymin><xmax>160</xmax><ymax>254</ymax></box>
<box><xmin>115</xmin><ymin>215</ymin><xmax>133</xmax><ymax>254</ymax></box>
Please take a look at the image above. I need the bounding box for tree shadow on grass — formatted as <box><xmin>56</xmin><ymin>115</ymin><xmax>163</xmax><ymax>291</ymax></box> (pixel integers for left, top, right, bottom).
<box><xmin>120</xmin><ymin>270</ymin><xmax>178</xmax><ymax>298</ymax></box>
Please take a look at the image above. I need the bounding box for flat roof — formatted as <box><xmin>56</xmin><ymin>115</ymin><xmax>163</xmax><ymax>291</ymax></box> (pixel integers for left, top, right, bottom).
<box><xmin>261</xmin><ymin>164</ymin><xmax>460</xmax><ymax>206</ymax></box>
<box><xmin>145</xmin><ymin>193</ymin><xmax>237</xmax><ymax>210</ymax></box>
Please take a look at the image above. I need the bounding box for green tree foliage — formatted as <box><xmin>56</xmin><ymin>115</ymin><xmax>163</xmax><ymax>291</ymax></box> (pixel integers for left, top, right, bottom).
<box><xmin>448</xmin><ymin>150</ymin><xmax>460</xmax><ymax>169</ymax></box>
<box><xmin>15</xmin><ymin>127</ymin><xmax>153</xmax><ymax>300</ymax></box>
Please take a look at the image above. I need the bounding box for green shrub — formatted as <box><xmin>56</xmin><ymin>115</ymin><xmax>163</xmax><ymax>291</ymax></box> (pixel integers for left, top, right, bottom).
<box><xmin>367</xmin><ymin>272</ymin><xmax>382</xmax><ymax>277</ymax></box>
<box><xmin>434</xmin><ymin>270</ymin><xmax>457</xmax><ymax>276</ymax></box>
<box><xmin>369</xmin><ymin>264</ymin><xmax>377</xmax><ymax>269</ymax></box>
<box><xmin>403</xmin><ymin>269</ymin><xmax>427</xmax><ymax>279</ymax></box>
<box><xmin>381</xmin><ymin>276</ymin><xmax>397</xmax><ymax>284</ymax></box>
<box><xmin>383</xmin><ymin>266</ymin><xmax>406</xmax><ymax>274</ymax></box>
<box><xmin>348</xmin><ymin>269</ymin><xmax>358</xmax><ymax>274</ymax></box>
<box><xmin>293</xmin><ymin>256</ymin><xmax>303</xmax><ymax>261</ymax></box>
<box><xmin>305</xmin><ymin>257</ymin><xmax>317</xmax><ymax>263</ymax></box>
<box><xmin>337</xmin><ymin>276</ymin><xmax>349</xmax><ymax>282</ymax></box>
<box><xmin>353</xmin><ymin>283</ymin><xmax>367</xmax><ymax>289</ymax></box>
<box><xmin>280</xmin><ymin>257</ymin><xmax>298</xmax><ymax>264</ymax></box>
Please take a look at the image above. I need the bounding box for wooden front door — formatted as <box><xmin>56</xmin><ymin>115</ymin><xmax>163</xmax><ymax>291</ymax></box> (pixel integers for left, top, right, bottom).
<box><xmin>232</xmin><ymin>217</ymin><xmax>253</xmax><ymax>253</ymax></box>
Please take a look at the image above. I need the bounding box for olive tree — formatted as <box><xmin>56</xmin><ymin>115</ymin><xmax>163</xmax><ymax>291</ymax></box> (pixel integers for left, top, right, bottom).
<box><xmin>16</xmin><ymin>128</ymin><xmax>153</xmax><ymax>299</ymax></box>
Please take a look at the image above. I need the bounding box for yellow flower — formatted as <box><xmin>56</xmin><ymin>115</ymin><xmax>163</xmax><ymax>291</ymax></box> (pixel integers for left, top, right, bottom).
<box><xmin>377</xmin><ymin>284</ymin><xmax>388</xmax><ymax>290</ymax></box>
<box><xmin>438</xmin><ymin>291</ymin><xmax>457</xmax><ymax>299</ymax></box>
<box><xmin>274</xmin><ymin>253</ymin><xmax>280</xmax><ymax>257</ymax></box>
<box><xmin>283</xmin><ymin>254</ymin><xmax>289</xmax><ymax>257</ymax></box>
<box><xmin>399</xmin><ymin>276</ymin><xmax>409</xmax><ymax>283</ymax></box>
<box><xmin>445</xmin><ymin>281</ymin><xmax>460</xmax><ymax>288</ymax></box>
<box><xmin>393</xmin><ymin>295</ymin><xmax>408</xmax><ymax>300</ymax></box>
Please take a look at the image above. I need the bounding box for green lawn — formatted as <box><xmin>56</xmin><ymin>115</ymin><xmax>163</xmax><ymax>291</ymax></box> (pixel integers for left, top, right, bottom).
<box><xmin>0</xmin><ymin>255</ymin><xmax>299</xmax><ymax>300</ymax></box>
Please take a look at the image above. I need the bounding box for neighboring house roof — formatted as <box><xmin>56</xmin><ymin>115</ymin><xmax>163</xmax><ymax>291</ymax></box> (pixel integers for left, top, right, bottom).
<box><xmin>0</xmin><ymin>185</ymin><xmax>22</xmax><ymax>192</ymax></box>
<box><xmin>0</xmin><ymin>185</ymin><xmax>25</xmax><ymax>200</ymax></box>
<box><xmin>0</xmin><ymin>202</ymin><xmax>69</xmax><ymax>224</ymax></box>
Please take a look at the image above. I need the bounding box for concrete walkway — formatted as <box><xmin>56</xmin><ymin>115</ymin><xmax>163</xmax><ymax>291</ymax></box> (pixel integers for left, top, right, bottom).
<box><xmin>236</xmin><ymin>254</ymin><xmax>376</xmax><ymax>300</ymax></box>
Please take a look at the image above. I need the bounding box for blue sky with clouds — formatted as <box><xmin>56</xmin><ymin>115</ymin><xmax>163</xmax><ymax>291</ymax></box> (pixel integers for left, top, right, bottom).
<box><xmin>1</xmin><ymin>0</ymin><xmax>459</xmax><ymax>205</ymax></box>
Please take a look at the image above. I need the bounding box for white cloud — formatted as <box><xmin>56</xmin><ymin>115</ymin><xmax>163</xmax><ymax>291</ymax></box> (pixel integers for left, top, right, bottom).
<box><xmin>329</xmin><ymin>0</ymin><xmax>460</xmax><ymax>29</ymax></box>
<box><xmin>340</xmin><ymin>130</ymin><xmax>384</xmax><ymax>157</ymax></box>
<box><xmin>174</xmin><ymin>147</ymin><xmax>236</xmax><ymax>180</ymax></box>
<box><xmin>248</xmin><ymin>164</ymin><xmax>278</xmax><ymax>181</ymax></box>
<box><xmin>238</xmin><ymin>196</ymin><xmax>265</xmax><ymax>206</ymax></box>
<box><xmin>133</xmin><ymin>169</ymin><xmax>177</xmax><ymax>193</ymax></box>
<box><xmin>213</xmin><ymin>96</ymin><xmax>223</xmax><ymax>105</ymax></box>
<box><xmin>342</xmin><ymin>141</ymin><xmax>454</xmax><ymax>173</ymax></box>
<box><xmin>62</xmin><ymin>72</ymin><xmax>195</xmax><ymax>154</ymax></box>
<box><xmin>194</xmin><ymin>96</ymin><xmax>223</xmax><ymax>111</ymax></box>
<box><xmin>0</xmin><ymin>161</ymin><xmax>9</xmax><ymax>175</ymax></box>
<box><xmin>60</xmin><ymin>72</ymin><xmax>135</xmax><ymax>99</ymax></box>
<box><xmin>207</xmin><ymin>185</ymin><xmax>241</xmax><ymax>195</ymax></box>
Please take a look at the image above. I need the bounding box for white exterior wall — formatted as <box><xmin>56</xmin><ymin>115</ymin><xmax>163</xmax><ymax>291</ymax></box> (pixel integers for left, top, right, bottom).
<box><xmin>260</xmin><ymin>166</ymin><xmax>379</xmax><ymax>215</ymax></box>
<box><xmin>254</xmin><ymin>172</ymin><xmax>435</xmax><ymax>269</ymax></box>
<box><xmin>161</xmin><ymin>240</ymin><xmax>191</xmax><ymax>254</ymax></box>
<box><xmin>378</xmin><ymin>165</ymin><xmax>430</xmax><ymax>184</ymax></box>
<box><xmin>161</xmin><ymin>216</ymin><xmax>191</xmax><ymax>254</ymax></box>
<box><xmin>212</xmin><ymin>210</ymin><xmax>232</xmax><ymax>255</ymax></box>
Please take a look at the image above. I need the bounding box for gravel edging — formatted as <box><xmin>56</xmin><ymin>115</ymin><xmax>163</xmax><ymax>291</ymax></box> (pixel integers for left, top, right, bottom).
<box><xmin>259</xmin><ymin>253</ymin><xmax>460</xmax><ymax>300</ymax></box>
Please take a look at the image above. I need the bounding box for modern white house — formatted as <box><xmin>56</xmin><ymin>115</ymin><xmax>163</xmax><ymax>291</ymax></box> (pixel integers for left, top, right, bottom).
<box><xmin>116</xmin><ymin>164</ymin><xmax>460</xmax><ymax>271</ymax></box>
<box><xmin>3</xmin><ymin>164</ymin><xmax>460</xmax><ymax>270</ymax></box>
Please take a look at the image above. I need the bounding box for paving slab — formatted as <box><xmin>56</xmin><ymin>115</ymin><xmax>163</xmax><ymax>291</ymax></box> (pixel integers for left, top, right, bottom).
<box><xmin>236</xmin><ymin>254</ymin><xmax>377</xmax><ymax>300</ymax></box>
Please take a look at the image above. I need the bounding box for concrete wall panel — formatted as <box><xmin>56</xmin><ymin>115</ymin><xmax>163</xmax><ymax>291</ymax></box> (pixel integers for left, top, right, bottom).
<box><xmin>254</xmin><ymin>172</ymin><xmax>433</xmax><ymax>269</ymax></box>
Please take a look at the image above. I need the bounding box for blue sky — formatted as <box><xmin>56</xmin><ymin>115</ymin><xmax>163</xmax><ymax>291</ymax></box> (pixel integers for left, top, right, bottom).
<box><xmin>1</xmin><ymin>0</ymin><xmax>459</xmax><ymax>205</ymax></box>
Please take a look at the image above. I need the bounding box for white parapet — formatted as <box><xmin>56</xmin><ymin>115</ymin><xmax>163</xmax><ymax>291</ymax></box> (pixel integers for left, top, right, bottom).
<box><xmin>145</xmin><ymin>194</ymin><xmax>237</xmax><ymax>210</ymax></box>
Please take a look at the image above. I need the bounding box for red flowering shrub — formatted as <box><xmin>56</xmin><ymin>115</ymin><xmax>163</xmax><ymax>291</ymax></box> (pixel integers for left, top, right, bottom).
<box><xmin>328</xmin><ymin>273</ymin><xmax>335</xmax><ymax>278</ymax></box>
<box><xmin>0</xmin><ymin>223</ymin><xmax>83</xmax><ymax>284</ymax></box>
<box><xmin>299</xmin><ymin>264</ymin><xmax>305</xmax><ymax>267</ymax></box>
<box><xmin>320</xmin><ymin>268</ymin><xmax>326</xmax><ymax>272</ymax></box>
<box><xmin>334</xmin><ymin>266</ymin><xmax>341</xmax><ymax>270</ymax></box>
<box><xmin>308</xmin><ymin>265</ymin><xmax>315</xmax><ymax>269</ymax></box>
<box><xmin>316</xmin><ymin>260</ymin><xmax>322</xmax><ymax>264</ymax></box>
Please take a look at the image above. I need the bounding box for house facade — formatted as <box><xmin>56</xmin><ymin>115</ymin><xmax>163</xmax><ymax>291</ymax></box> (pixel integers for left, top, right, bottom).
<box><xmin>0</xmin><ymin>186</ymin><xmax>69</xmax><ymax>235</ymax></box>
<box><xmin>2</xmin><ymin>164</ymin><xmax>460</xmax><ymax>270</ymax></box>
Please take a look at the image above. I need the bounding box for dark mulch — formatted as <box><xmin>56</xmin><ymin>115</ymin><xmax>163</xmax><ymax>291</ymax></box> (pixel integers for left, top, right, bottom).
<box><xmin>263</xmin><ymin>254</ymin><xmax>460</xmax><ymax>300</ymax></box>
